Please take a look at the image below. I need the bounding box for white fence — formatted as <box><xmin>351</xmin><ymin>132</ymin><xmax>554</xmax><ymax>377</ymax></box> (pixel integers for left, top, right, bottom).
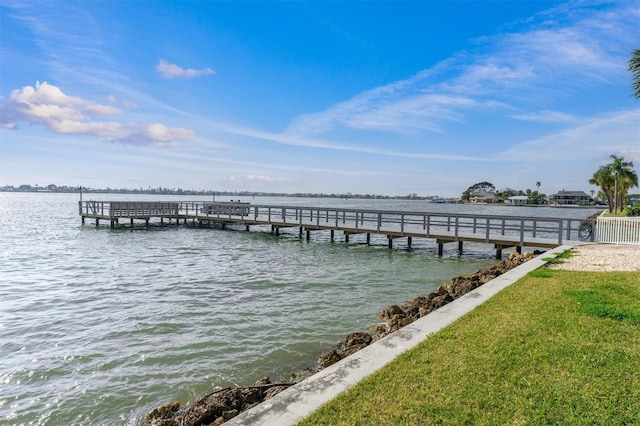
<box><xmin>596</xmin><ymin>217</ymin><xmax>640</xmax><ymax>245</ymax></box>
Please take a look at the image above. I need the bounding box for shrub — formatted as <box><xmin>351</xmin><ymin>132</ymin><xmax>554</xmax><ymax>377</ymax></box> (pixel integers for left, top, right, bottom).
<box><xmin>625</xmin><ymin>206</ymin><xmax>640</xmax><ymax>216</ymax></box>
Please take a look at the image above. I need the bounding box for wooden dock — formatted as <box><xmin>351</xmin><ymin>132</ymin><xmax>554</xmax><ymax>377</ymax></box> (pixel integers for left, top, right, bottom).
<box><xmin>79</xmin><ymin>201</ymin><xmax>596</xmax><ymax>258</ymax></box>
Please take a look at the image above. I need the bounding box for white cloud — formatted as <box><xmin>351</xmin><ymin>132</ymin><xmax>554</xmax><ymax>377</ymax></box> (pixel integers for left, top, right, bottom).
<box><xmin>0</xmin><ymin>81</ymin><xmax>195</xmax><ymax>146</ymax></box>
<box><xmin>224</xmin><ymin>174</ymin><xmax>288</xmax><ymax>183</ymax></box>
<box><xmin>283</xmin><ymin>2</ymin><xmax>636</xmax><ymax>139</ymax></box>
<box><xmin>509</xmin><ymin>110</ymin><xmax>578</xmax><ymax>123</ymax></box>
<box><xmin>498</xmin><ymin>109</ymin><xmax>640</xmax><ymax>163</ymax></box>
<box><xmin>120</xmin><ymin>123</ymin><xmax>195</xmax><ymax>147</ymax></box>
<box><xmin>156</xmin><ymin>59</ymin><xmax>215</xmax><ymax>79</ymax></box>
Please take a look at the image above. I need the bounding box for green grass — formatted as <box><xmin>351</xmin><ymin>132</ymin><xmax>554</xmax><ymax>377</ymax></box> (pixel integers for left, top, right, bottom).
<box><xmin>298</xmin><ymin>270</ymin><xmax>640</xmax><ymax>425</ymax></box>
<box><xmin>542</xmin><ymin>248</ymin><xmax>573</xmax><ymax>264</ymax></box>
<box><xmin>565</xmin><ymin>282</ymin><xmax>640</xmax><ymax>324</ymax></box>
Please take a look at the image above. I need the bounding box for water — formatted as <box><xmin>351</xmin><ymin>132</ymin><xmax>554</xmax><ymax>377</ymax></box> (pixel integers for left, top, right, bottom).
<box><xmin>0</xmin><ymin>193</ymin><xmax>600</xmax><ymax>425</ymax></box>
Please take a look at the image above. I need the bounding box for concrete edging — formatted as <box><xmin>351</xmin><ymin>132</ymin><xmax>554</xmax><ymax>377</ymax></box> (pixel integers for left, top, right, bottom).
<box><xmin>227</xmin><ymin>245</ymin><xmax>574</xmax><ymax>425</ymax></box>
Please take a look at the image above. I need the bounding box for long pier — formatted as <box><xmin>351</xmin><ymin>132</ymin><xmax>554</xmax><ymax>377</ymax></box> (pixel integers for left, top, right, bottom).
<box><xmin>79</xmin><ymin>201</ymin><xmax>596</xmax><ymax>258</ymax></box>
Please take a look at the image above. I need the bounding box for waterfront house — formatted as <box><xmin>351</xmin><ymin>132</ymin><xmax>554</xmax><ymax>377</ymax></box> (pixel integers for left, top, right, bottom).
<box><xmin>507</xmin><ymin>195</ymin><xmax>529</xmax><ymax>206</ymax></box>
<box><xmin>550</xmin><ymin>190</ymin><xmax>591</xmax><ymax>206</ymax></box>
<box><xmin>470</xmin><ymin>191</ymin><xmax>499</xmax><ymax>203</ymax></box>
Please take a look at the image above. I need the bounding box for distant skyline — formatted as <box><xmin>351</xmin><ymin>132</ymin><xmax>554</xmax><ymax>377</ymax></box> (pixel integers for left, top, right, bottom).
<box><xmin>1</xmin><ymin>0</ymin><xmax>638</xmax><ymax>197</ymax></box>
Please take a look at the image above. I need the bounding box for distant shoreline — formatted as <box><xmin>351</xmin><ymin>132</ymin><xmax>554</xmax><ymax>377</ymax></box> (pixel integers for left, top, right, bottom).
<box><xmin>2</xmin><ymin>189</ymin><xmax>610</xmax><ymax>208</ymax></box>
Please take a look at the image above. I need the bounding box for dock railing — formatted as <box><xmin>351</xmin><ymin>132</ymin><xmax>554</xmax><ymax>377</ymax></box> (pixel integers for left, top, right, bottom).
<box><xmin>79</xmin><ymin>201</ymin><xmax>596</xmax><ymax>245</ymax></box>
<box><xmin>194</xmin><ymin>203</ymin><xmax>595</xmax><ymax>245</ymax></box>
<box><xmin>79</xmin><ymin>201</ymin><xmax>179</xmax><ymax>217</ymax></box>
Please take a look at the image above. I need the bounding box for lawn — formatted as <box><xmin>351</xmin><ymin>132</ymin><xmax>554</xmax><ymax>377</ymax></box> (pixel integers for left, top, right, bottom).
<box><xmin>298</xmin><ymin>269</ymin><xmax>640</xmax><ymax>425</ymax></box>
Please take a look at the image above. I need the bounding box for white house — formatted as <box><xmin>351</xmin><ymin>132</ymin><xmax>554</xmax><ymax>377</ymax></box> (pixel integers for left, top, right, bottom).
<box><xmin>507</xmin><ymin>195</ymin><xmax>529</xmax><ymax>206</ymax></box>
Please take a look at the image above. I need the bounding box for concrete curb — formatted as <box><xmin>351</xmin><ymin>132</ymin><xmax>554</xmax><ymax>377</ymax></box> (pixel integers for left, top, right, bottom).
<box><xmin>227</xmin><ymin>245</ymin><xmax>574</xmax><ymax>425</ymax></box>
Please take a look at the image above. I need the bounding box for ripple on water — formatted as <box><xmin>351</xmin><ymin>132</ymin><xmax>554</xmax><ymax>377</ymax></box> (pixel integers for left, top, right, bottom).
<box><xmin>3</xmin><ymin>193</ymin><xmax>596</xmax><ymax>425</ymax></box>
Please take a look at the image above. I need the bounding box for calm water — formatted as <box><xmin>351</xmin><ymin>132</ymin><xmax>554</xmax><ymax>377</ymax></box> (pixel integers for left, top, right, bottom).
<box><xmin>0</xmin><ymin>193</ymin><xmax>599</xmax><ymax>425</ymax></box>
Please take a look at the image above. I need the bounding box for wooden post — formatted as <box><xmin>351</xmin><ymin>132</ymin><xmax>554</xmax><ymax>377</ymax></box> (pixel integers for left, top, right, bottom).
<box><xmin>275</xmin><ymin>227</ymin><xmax>280</xmax><ymax>236</ymax></box>
<box><xmin>495</xmin><ymin>245</ymin><xmax>502</xmax><ymax>259</ymax></box>
<box><xmin>330</xmin><ymin>229</ymin><xmax>334</xmax><ymax>242</ymax></box>
<box><xmin>407</xmin><ymin>236</ymin><xmax>412</xmax><ymax>248</ymax></box>
<box><xmin>438</xmin><ymin>242</ymin><xmax>443</xmax><ymax>256</ymax></box>
<box><xmin>388</xmin><ymin>236</ymin><xmax>393</xmax><ymax>249</ymax></box>
<box><xmin>516</xmin><ymin>246</ymin><xmax>522</xmax><ymax>254</ymax></box>
<box><xmin>246</xmin><ymin>224</ymin><xmax>250</xmax><ymax>231</ymax></box>
<box><xmin>345</xmin><ymin>233</ymin><xmax>350</xmax><ymax>243</ymax></box>
<box><xmin>458</xmin><ymin>241</ymin><xmax>463</xmax><ymax>253</ymax></box>
<box><xmin>306</xmin><ymin>229</ymin><xmax>310</xmax><ymax>241</ymax></box>
<box><xmin>95</xmin><ymin>218</ymin><xmax>99</xmax><ymax>227</ymax></box>
<box><xmin>130</xmin><ymin>218</ymin><xmax>134</xmax><ymax>226</ymax></box>
<box><xmin>366</xmin><ymin>233</ymin><xmax>370</xmax><ymax>245</ymax></box>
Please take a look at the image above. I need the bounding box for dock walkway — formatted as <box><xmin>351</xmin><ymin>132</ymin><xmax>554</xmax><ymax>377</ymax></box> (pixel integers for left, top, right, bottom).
<box><xmin>79</xmin><ymin>201</ymin><xmax>595</xmax><ymax>258</ymax></box>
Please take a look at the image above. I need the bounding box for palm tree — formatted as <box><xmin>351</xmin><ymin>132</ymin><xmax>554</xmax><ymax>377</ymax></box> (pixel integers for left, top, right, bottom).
<box><xmin>609</xmin><ymin>155</ymin><xmax>638</xmax><ymax>213</ymax></box>
<box><xmin>619</xmin><ymin>174</ymin><xmax>639</xmax><ymax>209</ymax></box>
<box><xmin>535</xmin><ymin>181</ymin><xmax>541</xmax><ymax>191</ymax></box>
<box><xmin>589</xmin><ymin>165</ymin><xmax>615</xmax><ymax>212</ymax></box>
<box><xmin>630</xmin><ymin>49</ymin><xmax>640</xmax><ymax>99</ymax></box>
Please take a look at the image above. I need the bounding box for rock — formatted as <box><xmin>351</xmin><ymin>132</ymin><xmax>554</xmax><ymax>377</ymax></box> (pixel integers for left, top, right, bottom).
<box><xmin>317</xmin><ymin>348</ymin><xmax>341</xmax><ymax>369</ymax></box>
<box><xmin>430</xmin><ymin>293</ymin><xmax>454</xmax><ymax>309</ymax></box>
<box><xmin>418</xmin><ymin>306</ymin><xmax>432</xmax><ymax>317</ymax></box>
<box><xmin>288</xmin><ymin>368</ymin><xmax>314</xmax><ymax>383</ymax></box>
<box><xmin>253</xmin><ymin>377</ymin><xmax>270</xmax><ymax>386</ymax></box>
<box><xmin>340</xmin><ymin>332</ymin><xmax>373</xmax><ymax>358</ymax></box>
<box><xmin>222</xmin><ymin>409</ymin><xmax>239</xmax><ymax>420</ymax></box>
<box><xmin>378</xmin><ymin>304</ymin><xmax>404</xmax><ymax>321</ymax></box>
<box><xmin>143</xmin><ymin>401</ymin><xmax>180</xmax><ymax>425</ymax></box>
<box><xmin>180</xmin><ymin>388</ymin><xmax>243</xmax><ymax>426</ymax></box>
<box><xmin>341</xmin><ymin>332</ymin><xmax>372</xmax><ymax>350</ymax></box>
<box><xmin>264</xmin><ymin>385</ymin><xmax>289</xmax><ymax>400</ymax></box>
<box><xmin>387</xmin><ymin>314</ymin><xmax>414</xmax><ymax>333</ymax></box>
<box><xmin>404</xmin><ymin>294</ymin><xmax>436</xmax><ymax>318</ymax></box>
<box><xmin>211</xmin><ymin>417</ymin><xmax>225</xmax><ymax>426</ymax></box>
<box><xmin>366</xmin><ymin>323</ymin><xmax>389</xmax><ymax>339</ymax></box>
<box><xmin>240</xmin><ymin>386</ymin><xmax>263</xmax><ymax>405</ymax></box>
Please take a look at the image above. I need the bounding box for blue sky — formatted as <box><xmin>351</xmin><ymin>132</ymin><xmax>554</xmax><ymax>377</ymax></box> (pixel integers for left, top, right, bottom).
<box><xmin>0</xmin><ymin>0</ymin><xmax>638</xmax><ymax>197</ymax></box>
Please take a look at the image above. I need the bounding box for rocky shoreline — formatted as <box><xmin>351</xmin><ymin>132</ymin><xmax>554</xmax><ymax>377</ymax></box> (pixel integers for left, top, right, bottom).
<box><xmin>144</xmin><ymin>250</ymin><xmax>537</xmax><ymax>426</ymax></box>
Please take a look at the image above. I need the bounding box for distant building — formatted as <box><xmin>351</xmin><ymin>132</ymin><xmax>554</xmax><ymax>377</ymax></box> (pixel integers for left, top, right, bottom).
<box><xmin>471</xmin><ymin>191</ymin><xmax>499</xmax><ymax>203</ymax></box>
<box><xmin>550</xmin><ymin>190</ymin><xmax>591</xmax><ymax>206</ymax></box>
<box><xmin>507</xmin><ymin>195</ymin><xmax>529</xmax><ymax>206</ymax></box>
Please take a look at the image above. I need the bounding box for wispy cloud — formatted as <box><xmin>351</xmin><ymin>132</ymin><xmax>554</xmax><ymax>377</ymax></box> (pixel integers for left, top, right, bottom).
<box><xmin>205</xmin><ymin>118</ymin><xmax>489</xmax><ymax>161</ymax></box>
<box><xmin>156</xmin><ymin>60</ymin><xmax>215</xmax><ymax>79</ymax></box>
<box><xmin>509</xmin><ymin>110</ymin><xmax>578</xmax><ymax>123</ymax></box>
<box><xmin>282</xmin><ymin>2</ymin><xmax>636</xmax><ymax>141</ymax></box>
<box><xmin>497</xmin><ymin>109</ymin><xmax>640</xmax><ymax>162</ymax></box>
<box><xmin>223</xmin><ymin>174</ymin><xmax>289</xmax><ymax>185</ymax></box>
<box><xmin>0</xmin><ymin>82</ymin><xmax>195</xmax><ymax>146</ymax></box>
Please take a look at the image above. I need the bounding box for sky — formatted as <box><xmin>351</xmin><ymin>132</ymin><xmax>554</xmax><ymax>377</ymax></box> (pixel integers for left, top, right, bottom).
<box><xmin>0</xmin><ymin>0</ymin><xmax>638</xmax><ymax>197</ymax></box>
